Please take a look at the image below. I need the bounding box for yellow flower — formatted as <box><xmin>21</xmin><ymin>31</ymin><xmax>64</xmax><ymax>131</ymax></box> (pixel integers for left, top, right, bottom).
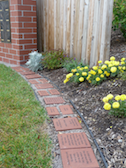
<box><xmin>110</xmin><ymin>56</ymin><xmax>115</xmax><ymax>61</ymax></box>
<box><xmin>110</xmin><ymin>67</ymin><xmax>117</xmax><ymax>73</ymax></box>
<box><xmin>102</xmin><ymin>97</ymin><xmax>109</xmax><ymax>103</ymax></box>
<box><xmin>118</xmin><ymin>66</ymin><xmax>122</xmax><ymax>70</ymax></box>
<box><xmin>101</xmin><ymin>65</ymin><xmax>107</xmax><ymax>70</ymax></box>
<box><xmin>82</xmin><ymin>72</ymin><xmax>87</xmax><ymax>76</ymax></box>
<box><xmin>79</xmin><ymin>77</ymin><xmax>84</xmax><ymax>82</ymax></box>
<box><xmin>64</xmin><ymin>78</ymin><xmax>69</xmax><ymax>84</ymax></box>
<box><xmin>88</xmin><ymin>80</ymin><xmax>91</xmax><ymax>83</ymax></box>
<box><xmin>104</xmin><ymin>71</ymin><xmax>108</xmax><ymax>75</ymax></box>
<box><xmin>66</xmin><ymin>73</ymin><xmax>73</xmax><ymax>79</ymax></box>
<box><xmin>123</xmin><ymin>66</ymin><xmax>126</xmax><ymax>70</ymax></box>
<box><xmin>98</xmin><ymin>69</ymin><xmax>103</xmax><ymax>74</ymax></box>
<box><xmin>121</xmin><ymin>61</ymin><xmax>125</xmax><ymax>65</ymax></box>
<box><xmin>113</xmin><ymin>61</ymin><xmax>120</xmax><ymax>66</ymax></box>
<box><xmin>86</xmin><ymin>75</ymin><xmax>91</xmax><ymax>80</ymax></box>
<box><xmin>104</xmin><ymin>103</ymin><xmax>111</xmax><ymax>110</ymax></box>
<box><xmin>121</xmin><ymin>58</ymin><xmax>125</xmax><ymax>62</ymax></box>
<box><xmin>104</xmin><ymin>60</ymin><xmax>110</xmax><ymax>64</ymax></box>
<box><xmin>96</xmin><ymin>77</ymin><xmax>100</xmax><ymax>81</ymax></box>
<box><xmin>71</xmin><ymin>69</ymin><xmax>77</xmax><ymax>73</ymax></box>
<box><xmin>91</xmin><ymin>70</ymin><xmax>96</xmax><ymax>75</ymax></box>
<box><xmin>93</xmin><ymin>66</ymin><xmax>98</xmax><ymax>70</ymax></box>
<box><xmin>77</xmin><ymin>66</ymin><xmax>80</xmax><ymax>69</ymax></box>
<box><xmin>79</xmin><ymin>67</ymin><xmax>84</xmax><ymax>71</ymax></box>
<box><xmin>84</xmin><ymin>66</ymin><xmax>88</xmax><ymax>69</ymax></box>
<box><xmin>112</xmin><ymin>102</ymin><xmax>120</xmax><ymax>108</ymax></box>
<box><xmin>108</xmin><ymin>64</ymin><xmax>113</xmax><ymax>67</ymax></box>
<box><xmin>76</xmin><ymin>73</ymin><xmax>79</xmax><ymax>76</ymax></box>
<box><xmin>98</xmin><ymin>60</ymin><xmax>102</xmax><ymax>64</ymax></box>
<box><xmin>115</xmin><ymin>95</ymin><xmax>121</xmax><ymax>101</ymax></box>
<box><xmin>107</xmin><ymin>94</ymin><xmax>113</xmax><ymax>100</ymax></box>
<box><xmin>106</xmin><ymin>73</ymin><xmax>110</xmax><ymax>77</ymax></box>
<box><xmin>121</xmin><ymin>94</ymin><xmax>126</xmax><ymax>101</ymax></box>
<box><xmin>100</xmin><ymin>74</ymin><xmax>104</xmax><ymax>78</ymax></box>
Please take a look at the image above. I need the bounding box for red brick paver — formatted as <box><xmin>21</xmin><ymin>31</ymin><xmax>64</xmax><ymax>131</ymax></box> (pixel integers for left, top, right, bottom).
<box><xmin>38</xmin><ymin>79</ymin><xmax>48</xmax><ymax>83</ymax></box>
<box><xmin>53</xmin><ymin>117</ymin><xmax>82</xmax><ymax>131</ymax></box>
<box><xmin>20</xmin><ymin>71</ymin><xmax>35</xmax><ymax>75</ymax></box>
<box><xmin>61</xmin><ymin>148</ymin><xmax>100</xmax><ymax>168</ymax></box>
<box><xmin>21</xmin><ymin>67</ymin><xmax>30</xmax><ymax>71</ymax></box>
<box><xmin>44</xmin><ymin>97</ymin><xmax>65</xmax><ymax>105</ymax></box>
<box><xmin>48</xmin><ymin>89</ymin><xmax>60</xmax><ymax>95</ymax></box>
<box><xmin>25</xmin><ymin>74</ymin><xmax>41</xmax><ymax>79</ymax></box>
<box><xmin>28</xmin><ymin>79</ymin><xmax>39</xmax><ymax>84</ymax></box>
<box><xmin>46</xmin><ymin>107</ymin><xmax>60</xmax><ymax>116</ymax></box>
<box><xmin>12</xmin><ymin>67</ymin><xmax>23</xmax><ymax>72</ymax></box>
<box><xmin>35</xmin><ymin>83</ymin><xmax>53</xmax><ymax>89</ymax></box>
<box><xmin>58</xmin><ymin>132</ymin><xmax>91</xmax><ymax>149</ymax></box>
<box><xmin>59</xmin><ymin>105</ymin><xmax>73</xmax><ymax>115</ymax></box>
<box><xmin>37</xmin><ymin>90</ymin><xmax>49</xmax><ymax>96</ymax></box>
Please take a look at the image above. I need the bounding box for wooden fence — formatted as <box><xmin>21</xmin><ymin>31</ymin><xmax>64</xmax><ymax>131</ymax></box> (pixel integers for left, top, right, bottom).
<box><xmin>36</xmin><ymin>0</ymin><xmax>113</xmax><ymax>67</ymax></box>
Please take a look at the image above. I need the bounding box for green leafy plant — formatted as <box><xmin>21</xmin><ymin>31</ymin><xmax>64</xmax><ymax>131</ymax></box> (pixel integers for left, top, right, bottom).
<box><xmin>102</xmin><ymin>94</ymin><xmax>126</xmax><ymax>117</ymax></box>
<box><xmin>63</xmin><ymin>59</ymin><xmax>85</xmax><ymax>72</ymax></box>
<box><xmin>112</xmin><ymin>0</ymin><xmax>126</xmax><ymax>39</ymax></box>
<box><xmin>64</xmin><ymin>57</ymin><xmax>126</xmax><ymax>85</ymax></box>
<box><xmin>26</xmin><ymin>51</ymin><xmax>43</xmax><ymax>72</ymax></box>
<box><xmin>42</xmin><ymin>50</ymin><xmax>70</xmax><ymax>70</ymax></box>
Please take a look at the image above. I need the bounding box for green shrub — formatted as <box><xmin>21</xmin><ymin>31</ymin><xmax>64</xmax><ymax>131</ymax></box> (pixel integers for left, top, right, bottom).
<box><xmin>42</xmin><ymin>50</ymin><xmax>70</xmax><ymax>70</ymax></box>
<box><xmin>112</xmin><ymin>0</ymin><xmax>126</xmax><ymax>39</ymax></box>
<box><xmin>63</xmin><ymin>59</ymin><xmax>85</xmax><ymax>72</ymax></box>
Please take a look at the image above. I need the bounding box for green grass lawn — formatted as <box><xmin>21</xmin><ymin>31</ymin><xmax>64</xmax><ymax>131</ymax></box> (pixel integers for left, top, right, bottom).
<box><xmin>0</xmin><ymin>64</ymin><xmax>52</xmax><ymax>168</ymax></box>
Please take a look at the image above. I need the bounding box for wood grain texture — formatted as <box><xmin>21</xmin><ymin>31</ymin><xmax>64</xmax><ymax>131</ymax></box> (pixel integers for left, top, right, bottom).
<box><xmin>37</xmin><ymin>0</ymin><xmax>113</xmax><ymax>66</ymax></box>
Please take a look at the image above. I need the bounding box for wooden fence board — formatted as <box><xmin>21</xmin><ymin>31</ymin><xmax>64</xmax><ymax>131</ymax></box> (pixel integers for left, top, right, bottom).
<box><xmin>37</xmin><ymin>0</ymin><xmax>113</xmax><ymax>66</ymax></box>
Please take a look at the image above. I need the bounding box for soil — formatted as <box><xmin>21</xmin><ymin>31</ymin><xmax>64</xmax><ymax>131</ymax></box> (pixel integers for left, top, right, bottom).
<box><xmin>39</xmin><ymin>30</ymin><xmax>126</xmax><ymax>168</ymax></box>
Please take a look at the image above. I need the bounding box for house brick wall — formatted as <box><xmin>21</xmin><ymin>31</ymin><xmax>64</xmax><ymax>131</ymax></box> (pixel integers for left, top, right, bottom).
<box><xmin>0</xmin><ymin>0</ymin><xmax>37</xmax><ymax>65</ymax></box>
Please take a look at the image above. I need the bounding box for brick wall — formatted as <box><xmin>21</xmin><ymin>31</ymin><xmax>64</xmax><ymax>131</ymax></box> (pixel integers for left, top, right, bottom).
<box><xmin>0</xmin><ymin>0</ymin><xmax>37</xmax><ymax>65</ymax></box>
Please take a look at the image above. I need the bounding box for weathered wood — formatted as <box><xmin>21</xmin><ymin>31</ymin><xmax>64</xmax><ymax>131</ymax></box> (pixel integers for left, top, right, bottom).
<box><xmin>37</xmin><ymin>0</ymin><xmax>113</xmax><ymax>66</ymax></box>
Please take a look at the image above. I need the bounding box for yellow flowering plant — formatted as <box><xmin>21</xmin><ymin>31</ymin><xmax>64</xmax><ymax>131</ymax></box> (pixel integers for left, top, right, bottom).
<box><xmin>64</xmin><ymin>56</ymin><xmax>126</xmax><ymax>85</ymax></box>
<box><xmin>63</xmin><ymin>65</ymin><xmax>89</xmax><ymax>83</ymax></box>
<box><xmin>102</xmin><ymin>94</ymin><xmax>126</xmax><ymax>117</ymax></box>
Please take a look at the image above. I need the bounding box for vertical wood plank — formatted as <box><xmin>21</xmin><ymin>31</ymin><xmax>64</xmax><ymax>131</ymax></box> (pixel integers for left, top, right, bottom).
<box><xmin>63</xmin><ymin>0</ymin><xmax>67</xmax><ymax>51</ymax></box>
<box><xmin>56</xmin><ymin>0</ymin><xmax>60</xmax><ymax>49</ymax></box>
<box><xmin>43</xmin><ymin>0</ymin><xmax>48</xmax><ymax>51</ymax></box>
<box><xmin>54</xmin><ymin>0</ymin><xmax>56</xmax><ymax>49</ymax></box>
<box><xmin>36</xmin><ymin>0</ymin><xmax>41</xmax><ymax>52</ymax></box>
<box><xmin>99</xmin><ymin>0</ymin><xmax>108</xmax><ymax>61</ymax></box>
<box><xmin>104</xmin><ymin>0</ymin><xmax>113</xmax><ymax>61</ymax></box>
<box><xmin>85</xmin><ymin>0</ymin><xmax>95</xmax><ymax>65</ymax></box>
<box><xmin>73</xmin><ymin>0</ymin><xmax>79</xmax><ymax>60</ymax></box>
<box><xmin>81</xmin><ymin>0</ymin><xmax>90</xmax><ymax>63</ymax></box>
<box><xmin>77</xmin><ymin>0</ymin><xmax>84</xmax><ymax>61</ymax></box>
<box><xmin>70</xmin><ymin>0</ymin><xmax>75</xmax><ymax>58</ymax></box>
<box><xmin>90</xmin><ymin>0</ymin><xmax>100</xmax><ymax>67</ymax></box>
<box><xmin>97</xmin><ymin>0</ymin><xmax>105</xmax><ymax>62</ymax></box>
<box><xmin>41</xmin><ymin>0</ymin><xmax>44</xmax><ymax>52</ymax></box>
<box><xmin>48</xmin><ymin>0</ymin><xmax>54</xmax><ymax>50</ymax></box>
<box><xmin>66</xmin><ymin>0</ymin><xmax>71</xmax><ymax>54</ymax></box>
<box><xmin>59</xmin><ymin>0</ymin><xmax>64</xmax><ymax>49</ymax></box>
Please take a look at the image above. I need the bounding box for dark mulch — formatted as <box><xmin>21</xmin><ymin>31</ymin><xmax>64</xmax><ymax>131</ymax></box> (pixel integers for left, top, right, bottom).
<box><xmin>39</xmin><ymin>30</ymin><xmax>126</xmax><ymax>168</ymax></box>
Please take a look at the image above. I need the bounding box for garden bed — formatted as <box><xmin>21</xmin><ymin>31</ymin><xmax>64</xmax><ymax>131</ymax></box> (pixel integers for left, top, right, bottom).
<box><xmin>39</xmin><ymin>31</ymin><xmax>126</xmax><ymax>168</ymax></box>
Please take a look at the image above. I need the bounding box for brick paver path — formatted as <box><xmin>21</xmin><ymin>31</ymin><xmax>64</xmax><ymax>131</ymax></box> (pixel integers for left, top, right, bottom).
<box><xmin>12</xmin><ymin>66</ymin><xmax>100</xmax><ymax>168</ymax></box>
